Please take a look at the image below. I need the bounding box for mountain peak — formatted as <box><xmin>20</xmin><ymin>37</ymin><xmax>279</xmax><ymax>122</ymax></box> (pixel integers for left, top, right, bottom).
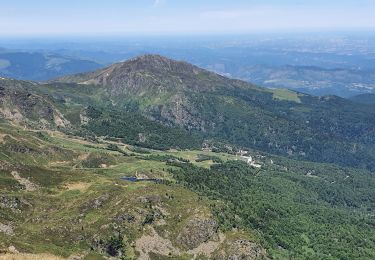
<box><xmin>53</xmin><ymin>54</ymin><xmax>238</xmax><ymax>95</ymax></box>
<box><xmin>128</xmin><ymin>54</ymin><xmax>175</xmax><ymax>63</ymax></box>
<box><xmin>112</xmin><ymin>54</ymin><xmax>199</xmax><ymax>75</ymax></box>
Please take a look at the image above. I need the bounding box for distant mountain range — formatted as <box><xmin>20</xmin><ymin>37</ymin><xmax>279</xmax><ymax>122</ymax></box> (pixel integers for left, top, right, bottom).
<box><xmin>3</xmin><ymin>42</ymin><xmax>375</xmax><ymax>98</ymax></box>
<box><xmin>350</xmin><ymin>93</ymin><xmax>375</xmax><ymax>105</ymax></box>
<box><xmin>205</xmin><ymin>64</ymin><xmax>375</xmax><ymax>98</ymax></box>
<box><xmin>0</xmin><ymin>49</ymin><xmax>101</xmax><ymax>81</ymax></box>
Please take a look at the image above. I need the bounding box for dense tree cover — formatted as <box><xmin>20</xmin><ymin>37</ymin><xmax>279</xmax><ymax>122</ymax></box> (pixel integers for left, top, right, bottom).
<box><xmin>82</xmin><ymin>106</ymin><xmax>203</xmax><ymax>150</ymax></box>
<box><xmin>185</xmin><ymin>88</ymin><xmax>375</xmax><ymax>170</ymax></box>
<box><xmin>170</xmin><ymin>160</ymin><xmax>375</xmax><ymax>259</ymax></box>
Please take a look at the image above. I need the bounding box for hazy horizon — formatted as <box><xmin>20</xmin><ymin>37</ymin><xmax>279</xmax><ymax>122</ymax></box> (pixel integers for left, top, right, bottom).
<box><xmin>1</xmin><ymin>0</ymin><xmax>375</xmax><ymax>37</ymax></box>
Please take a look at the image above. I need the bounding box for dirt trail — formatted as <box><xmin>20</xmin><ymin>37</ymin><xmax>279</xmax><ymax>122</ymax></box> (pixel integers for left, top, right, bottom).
<box><xmin>10</xmin><ymin>171</ymin><xmax>39</xmax><ymax>191</ymax></box>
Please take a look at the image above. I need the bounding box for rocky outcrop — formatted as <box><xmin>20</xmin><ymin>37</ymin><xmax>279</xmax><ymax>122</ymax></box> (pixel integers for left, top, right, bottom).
<box><xmin>228</xmin><ymin>240</ymin><xmax>268</xmax><ymax>260</ymax></box>
<box><xmin>146</xmin><ymin>94</ymin><xmax>208</xmax><ymax>131</ymax></box>
<box><xmin>0</xmin><ymin>222</ymin><xmax>14</xmax><ymax>236</ymax></box>
<box><xmin>176</xmin><ymin>218</ymin><xmax>219</xmax><ymax>250</ymax></box>
<box><xmin>0</xmin><ymin>80</ymin><xmax>70</xmax><ymax>129</ymax></box>
<box><xmin>80</xmin><ymin>193</ymin><xmax>110</xmax><ymax>213</ymax></box>
<box><xmin>136</xmin><ymin>227</ymin><xmax>180</xmax><ymax>260</ymax></box>
<box><xmin>0</xmin><ymin>196</ymin><xmax>24</xmax><ymax>212</ymax></box>
<box><xmin>214</xmin><ymin>239</ymin><xmax>268</xmax><ymax>260</ymax></box>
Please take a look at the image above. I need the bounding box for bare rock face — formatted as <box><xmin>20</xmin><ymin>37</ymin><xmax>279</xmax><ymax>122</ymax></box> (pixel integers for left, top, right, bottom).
<box><xmin>145</xmin><ymin>94</ymin><xmax>210</xmax><ymax>132</ymax></box>
<box><xmin>136</xmin><ymin>227</ymin><xmax>180</xmax><ymax>259</ymax></box>
<box><xmin>160</xmin><ymin>95</ymin><xmax>204</xmax><ymax>130</ymax></box>
<box><xmin>0</xmin><ymin>196</ymin><xmax>22</xmax><ymax>211</ymax></box>
<box><xmin>176</xmin><ymin>218</ymin><xmax>218</xmax><ymax>250</ymax></box>
<box><xmin>0</xmin><ymin>80</ymin><xmax>70</xmax><ymax>129</ymax></box>
<box><xmin>80</xmin><ymin>194</ymin><xmax>110</xmax><ymax>213</ymax></box>
<box><xmin>214</xmin><ymin>239</ymin><xmax>269</xmax><ymax>260</ymax></box>
<box><xmin>0</xmin><ymin>222</ymin><xmax>14</xmax><ymax>236</ymax></box>
<box><xmin>228</xmin><ymin>240</ymin><xmax>268</xmax><ymax>260</ymax></box>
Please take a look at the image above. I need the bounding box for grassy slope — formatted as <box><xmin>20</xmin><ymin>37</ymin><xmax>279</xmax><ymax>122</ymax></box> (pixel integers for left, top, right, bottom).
<box><xmin>1</xmin><ymin>61</ymin><xmax>374</xmax><ymax>258</ymax></box>
<box><xmin>269</xmin><ymin>88</ymin><xmax>302</xmax><ymax>103</ymax></box>
<box><xmin>1</xmin><ymin>118</ymin><xmax>374</xmax><ymax>259</ymax></box>
<box><xmin>0</xmin><ymin>122</ymin><xmax>260</xmax><ymax>259</ymax></box>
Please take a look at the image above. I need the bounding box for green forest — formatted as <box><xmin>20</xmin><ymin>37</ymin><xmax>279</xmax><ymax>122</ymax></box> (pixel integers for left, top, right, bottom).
<box><xmin>170</xmin><ymin>159</ymin><xmax>375</xmax><ymax>259</ymax></box>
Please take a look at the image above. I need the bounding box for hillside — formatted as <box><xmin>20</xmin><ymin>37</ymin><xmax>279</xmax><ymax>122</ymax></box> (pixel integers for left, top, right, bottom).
<box><xmin>0</xmin><ymin>121</ymin><xmax>267</xmax><ymax>259</ymax></box>
<box><xmin>0</xmin><ymin>116</ymin><xmax>374</xmax><ymax>259</ymax></box>
<box><xmin>0</xmin><ymin>76</ymin><xmax>201</xmax><ymax>151</ymax></box>
<box><xmin>50</xmin><ymin>55</ymin><xmax>375</xmax><ymax>170</ymax></box>
<box><xmin>350</xmin><ymin>93</ymin><xmax>375</xmax><ymax>105</ymax></box>
<box><xmin>0</xmin><ymin>50</ymin><xmax>102</xmax><ymax>81</ymax></box>
<box><xmin>208</xmin><ymin>64</ymin><xmax>375</xmax><ymax>98</ymax></box>
<box><xmin>0</xmin><ymin>55</ymin><xmax>375</xmax><ymax>259</ymax></box>
<box><xmin>55</xmin><ymin>54</ymin><xmax>255</xmax><ymax>98</ymax></box>
<box><xmin>0</xmin><ymin>78</ymin><xmax>70</xmax><ymax>128</ymax></box>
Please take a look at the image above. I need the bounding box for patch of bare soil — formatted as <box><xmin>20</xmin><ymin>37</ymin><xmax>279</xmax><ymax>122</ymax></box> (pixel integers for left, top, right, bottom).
<box><xmin>64</xmin><ymin>182</ymin><xmax>91</xmax><ymax>192</ymax></box>
<box><xmin>0</xmin><ymin>253</ymin><xmax>65</xmax><ymax>260</ymax></box>
<box><xmin>10</xmin><ymin>171</ymin><xmax>39</xmax><ymax>191</ymax></box>
<box><xmin>1</xmin><ymin>108</ymin><xmax>24</xmax><ymax>124</ymax></box>
<box><xmin>0</xmin><ymin>246</ymin><xmax>65</xmax><ymax>260</ymax></box>
<box><xmin>77</xmin><ymin>153</ymin><xmax>89</xmax><ymax>161</ymax></box>
<box><xmin>0</xmin><ymin>134</ymin><xmax>7</xmax><ymax>144</ymax></box>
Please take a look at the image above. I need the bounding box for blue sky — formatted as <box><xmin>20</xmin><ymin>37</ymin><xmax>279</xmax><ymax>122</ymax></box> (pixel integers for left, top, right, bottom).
<box><xmin>1</xmin><ymin>0</ymin><xmax>374</xmax><ymax>36</ymax></box>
